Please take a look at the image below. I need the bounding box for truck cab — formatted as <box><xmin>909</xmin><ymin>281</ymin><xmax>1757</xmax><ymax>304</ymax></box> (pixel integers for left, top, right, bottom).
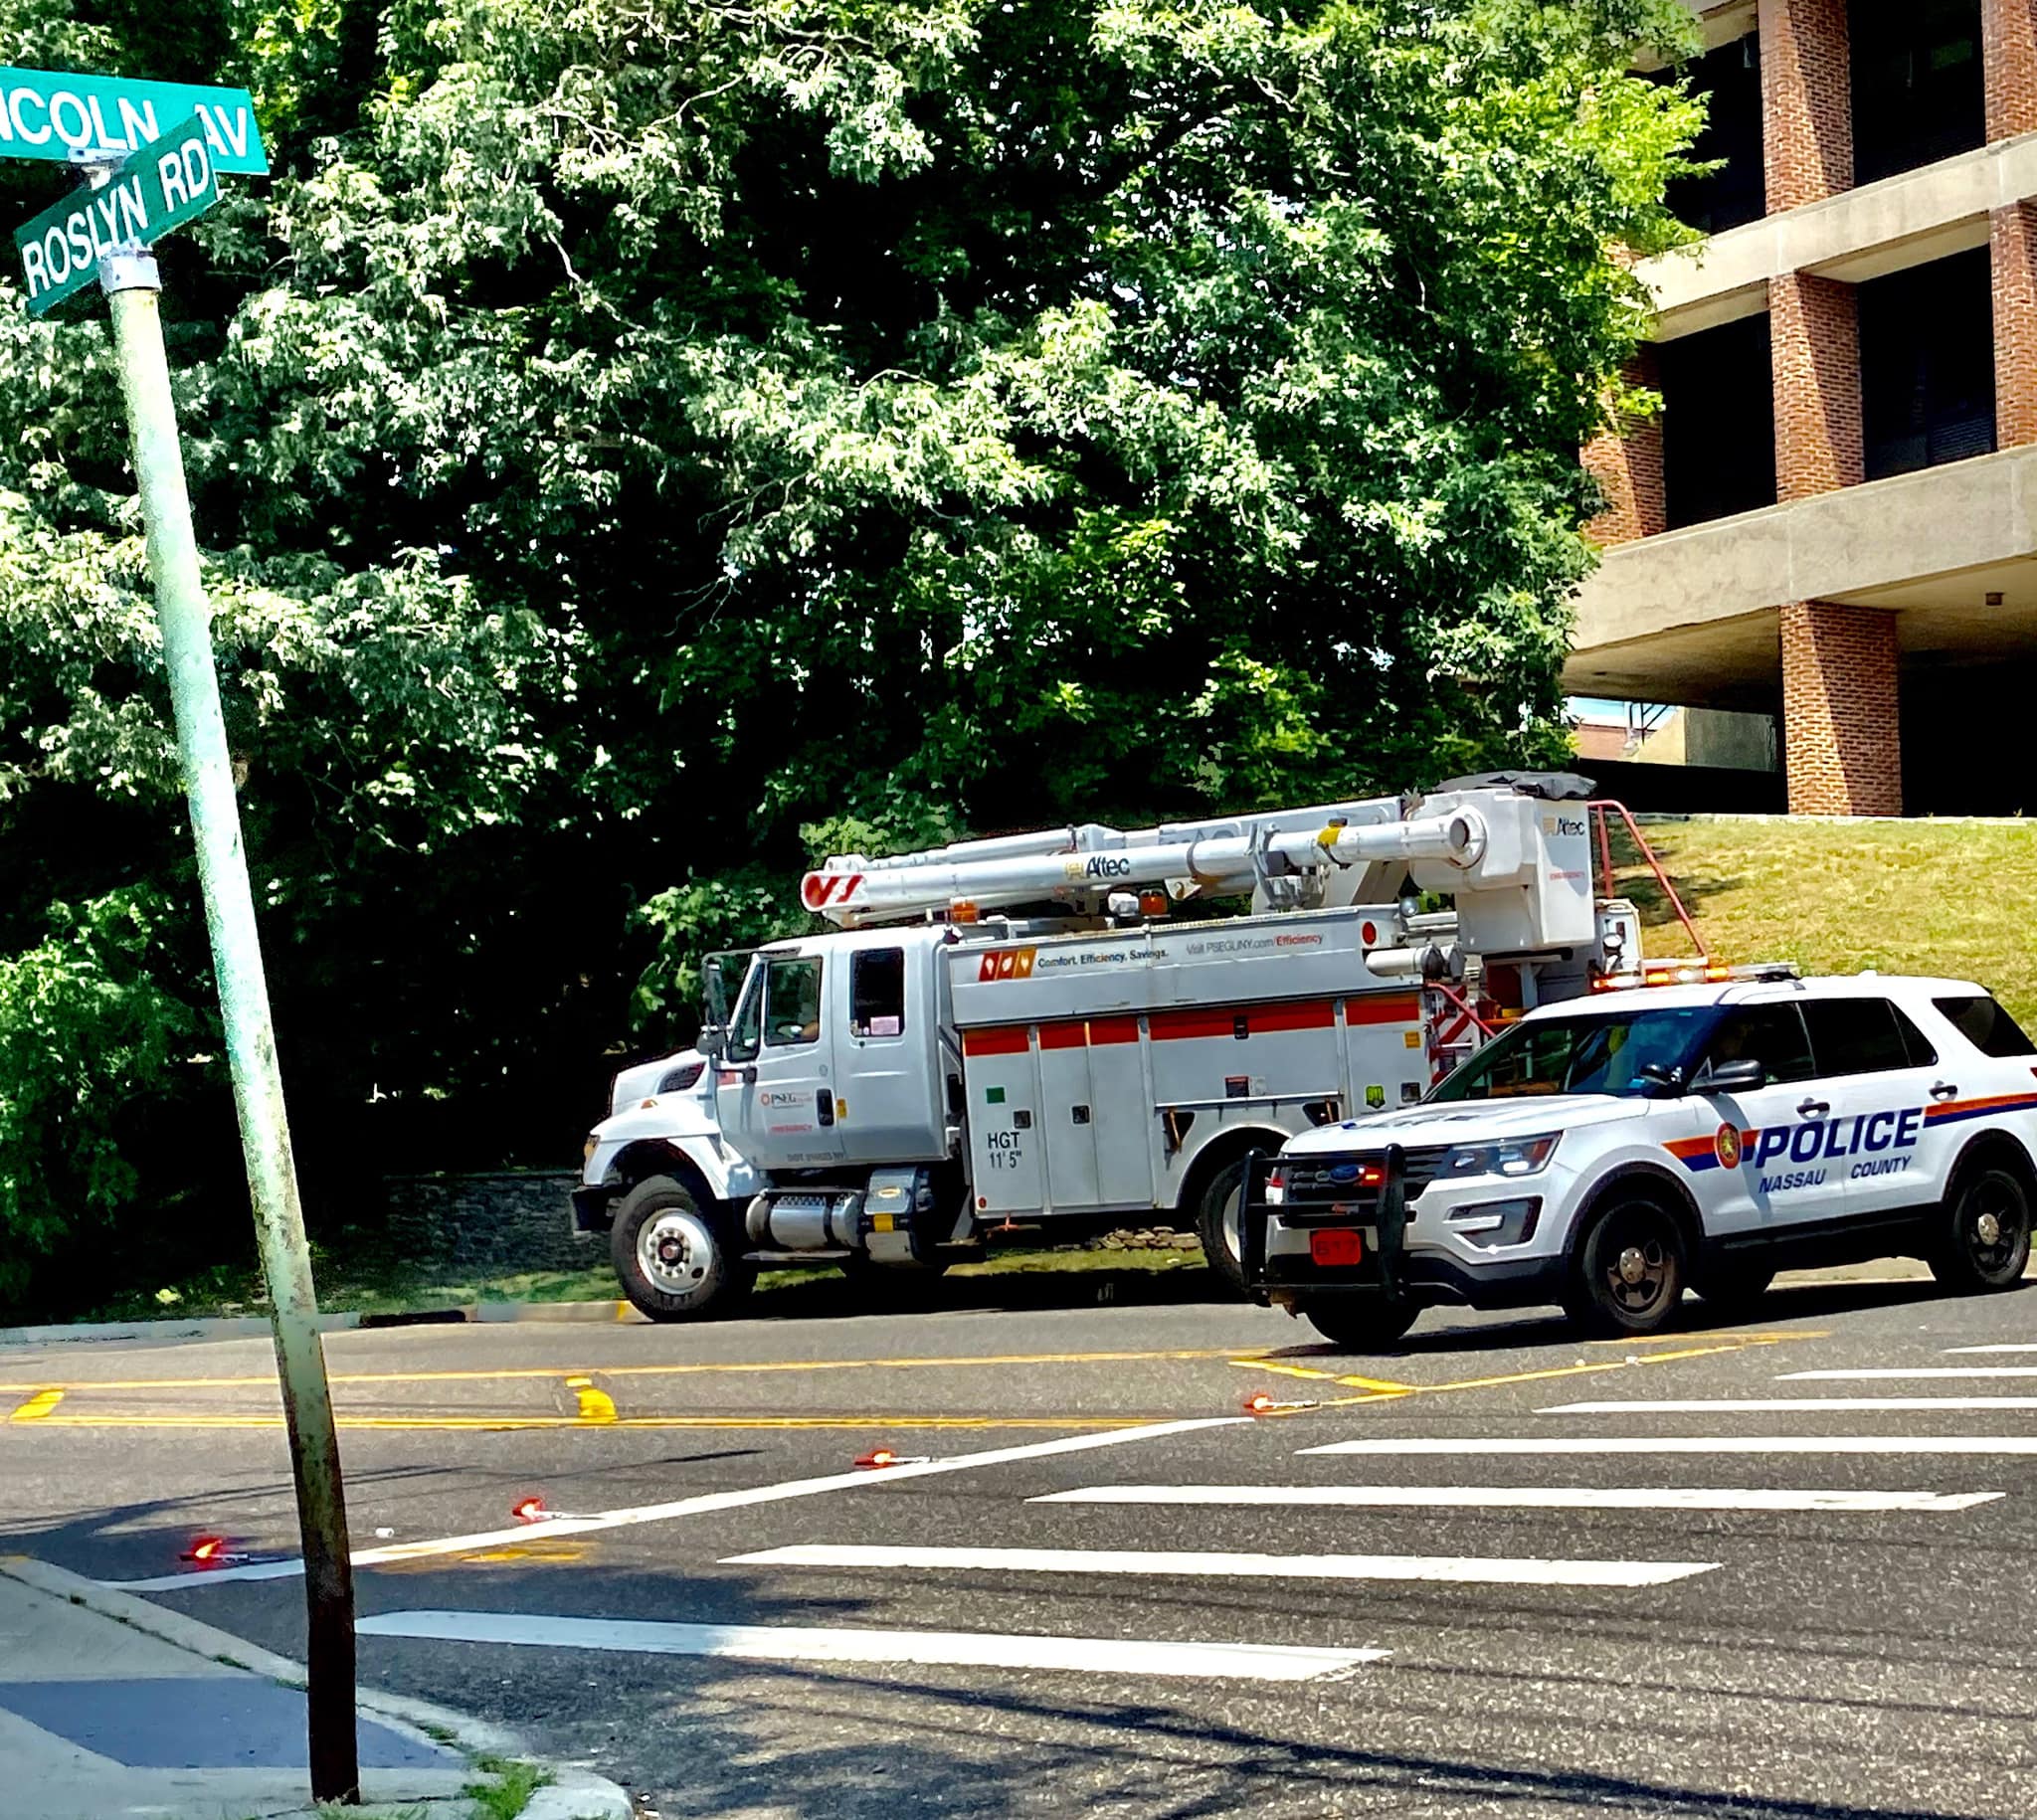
<box><xmin>714</xmin><ymin>927</ymin><xmax>954</xmax><ymax>1177</ymax></box>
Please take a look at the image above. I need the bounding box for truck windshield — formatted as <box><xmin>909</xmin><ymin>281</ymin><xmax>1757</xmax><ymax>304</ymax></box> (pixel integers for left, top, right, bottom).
<box><xmin>1430</xmin><ymin>1004</ymin><xmax>1719</xmax><ymax>1102</ymax></box>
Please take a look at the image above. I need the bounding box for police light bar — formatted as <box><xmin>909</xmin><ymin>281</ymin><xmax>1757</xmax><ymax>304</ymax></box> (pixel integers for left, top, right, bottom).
<box><xmin>1591</xmin><ymin>961</ymin><xmax>1800</xmax><ymax>993</ymax></box>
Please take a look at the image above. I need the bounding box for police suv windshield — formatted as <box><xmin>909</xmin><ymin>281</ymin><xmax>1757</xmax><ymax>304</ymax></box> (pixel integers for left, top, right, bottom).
<box><xmin>1430</xmin><ymin>1004</ymin><xmax>1720</xmax><ymax>1103</ymax></box>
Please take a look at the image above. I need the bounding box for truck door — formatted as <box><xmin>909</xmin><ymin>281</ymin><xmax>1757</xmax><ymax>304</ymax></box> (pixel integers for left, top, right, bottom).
<box><xmin>718</xmin><ymin>949</ymin><xmax>845</xmax><ymax>1170</ymax></box>
<box><xmin>835</xmin><ymin>943</ymin><xmax>944</xmax><ymax>1164</ymax></box>
<box><xmin>1799</xmin><ymin>996</ymin><xmax>1944</xmax><ymax>1228</ymax></box>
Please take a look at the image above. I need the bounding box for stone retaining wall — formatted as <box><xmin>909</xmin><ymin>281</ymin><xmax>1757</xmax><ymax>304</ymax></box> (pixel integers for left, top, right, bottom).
<box><xmin>382</xmin><ymin>1171</ymin><xmax>588</xmax><ymax>1279</ymax></box>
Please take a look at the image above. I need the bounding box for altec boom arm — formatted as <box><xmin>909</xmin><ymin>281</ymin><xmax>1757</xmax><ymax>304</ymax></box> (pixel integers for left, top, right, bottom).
<box><xmin>803</xmin><ymin>799</ymin><xmax>1484</xmax><ymax>927</ymax></box>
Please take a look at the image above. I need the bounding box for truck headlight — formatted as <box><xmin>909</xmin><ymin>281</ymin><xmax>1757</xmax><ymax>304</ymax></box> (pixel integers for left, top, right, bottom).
<box><xmin>1437</xmin><ymin>1134</ymin><xmax>1559</xmax><ymax>1180</ymax></box>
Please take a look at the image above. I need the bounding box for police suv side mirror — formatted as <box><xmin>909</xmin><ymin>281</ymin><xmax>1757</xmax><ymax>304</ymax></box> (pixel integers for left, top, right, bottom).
<box><xmin>1698</xmin><ymin>1058</ymin><xmax>1765</xmax><ymax>1095</ymax></box>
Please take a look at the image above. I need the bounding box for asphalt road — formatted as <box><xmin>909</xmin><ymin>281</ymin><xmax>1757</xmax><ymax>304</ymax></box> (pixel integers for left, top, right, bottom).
<box><xmin>4</xmin><ymin>1267</ymin><xmax>2036</xmax><ymax>1818</ymax></box>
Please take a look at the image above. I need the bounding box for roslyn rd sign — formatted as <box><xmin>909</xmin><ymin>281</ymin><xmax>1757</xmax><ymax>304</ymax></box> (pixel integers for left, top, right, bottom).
<box><xmin>15</xmin><ymin>114</ymin><xmax>220</xmax><ymax>315</ymax></box>
<box><xmin>0</xmin><ymin>67</ymin><xmax>268</xmax><ymax>174</ymax></box>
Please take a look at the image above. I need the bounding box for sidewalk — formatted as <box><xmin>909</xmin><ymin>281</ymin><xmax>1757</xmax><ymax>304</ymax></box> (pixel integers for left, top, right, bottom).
<box><xmin>0</xmin><ymin>1556</ymin><xmax>630</xmax><ymax>1820</ymax></box>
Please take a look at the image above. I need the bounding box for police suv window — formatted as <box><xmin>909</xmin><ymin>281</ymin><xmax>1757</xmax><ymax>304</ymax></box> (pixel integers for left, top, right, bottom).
<box><xmin>1935</xmin><ymin>994</ymin><xmax>2037</xmax><ymax>1057</ymax></box>
<box><xmin>1802</xmin><ymin>999</ymin><xmax>1933</xmax><ymax>1075</ymax></box>
<box><xmin>851</xmin><ymin>949</ymin><xmax>906</xmax><ymax>1038</ymax></box>
<box><xmin>1700</xmin><ymin>1003</ymin><xmax>1814</xmax><ymax>1085</ymax></box>
<box><xmin>763</xmin><ymin>956</ymin><xmax>825</xmax><ymax>1047</ymax></box>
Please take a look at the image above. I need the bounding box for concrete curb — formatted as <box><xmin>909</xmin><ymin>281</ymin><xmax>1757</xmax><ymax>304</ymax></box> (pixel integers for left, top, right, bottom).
<box><xmin>0</xmin><ymin>1555</ymin><xmax>633</xmax><ymax>1819</ymax></box>
<box><xmin>0</xmin><ymin>1299</ymin><xmax>650</xmax><ymax>1348</ymax></box>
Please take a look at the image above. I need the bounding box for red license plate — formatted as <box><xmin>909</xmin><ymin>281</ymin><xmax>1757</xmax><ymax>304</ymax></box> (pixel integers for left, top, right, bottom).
<box><xmin>1309</xmin><ymin>1228</ymin><xmax>1365</xmax><ymax>1266</ymax></box>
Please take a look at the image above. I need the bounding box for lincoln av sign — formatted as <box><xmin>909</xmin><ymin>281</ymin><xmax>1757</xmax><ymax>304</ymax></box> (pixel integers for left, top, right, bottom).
<box><xmin>0</xmin><ymin>66</ymin><xmax>268</xmax><ymax>174</ymax></box>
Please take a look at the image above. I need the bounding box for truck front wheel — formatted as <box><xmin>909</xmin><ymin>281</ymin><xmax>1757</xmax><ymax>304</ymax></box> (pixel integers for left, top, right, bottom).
<box><xmin>1194</xmin><ymin>1158</ymin><xmax>1252</xmax><ymax>1297</ymax></box>
<box><xmin>611</xmin><ymin>1177</ymin><xmax>753</xmax><ymax>1322</ymax></box>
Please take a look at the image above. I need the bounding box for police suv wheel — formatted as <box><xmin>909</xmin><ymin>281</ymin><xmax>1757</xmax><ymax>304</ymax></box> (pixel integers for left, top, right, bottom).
<box><xmin>1930</xmin><ymin>1165</ymin><xmax>2034</xmax><ymax>1293</ymax></box>
<box><xmin>1196</xmin><ymin>1159</ymin><xmax>1251</xmax><ymax>1296</ymax></box>
<box><xmin>1301</xmin><ymin>1297</ymin><xmax>1418</xmax><ymax>1351</ymax></box>
<box><xmin>611</xmin><ymin>1177</ymin><xmax>753</xmax><ymax>1322</ymax></box>
<box><xmin>1566</xmin><ymin>1193</ymin><xmax>1686</xmax><ymax>1337</ymax></box>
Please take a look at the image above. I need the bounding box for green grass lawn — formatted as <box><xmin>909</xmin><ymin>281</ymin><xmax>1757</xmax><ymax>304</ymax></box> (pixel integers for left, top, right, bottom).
<box><xmin>1609</xmin><ymin>816</ymin><xmax>2037</xmax><ymax>1028</ymax></box>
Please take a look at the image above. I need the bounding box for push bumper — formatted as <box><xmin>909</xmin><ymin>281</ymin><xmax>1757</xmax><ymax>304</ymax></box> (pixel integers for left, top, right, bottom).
<box><xmin>1238</xmin><ymin>1150</ymin><xmax>1567</xmax><ymax>1312</ymax></box>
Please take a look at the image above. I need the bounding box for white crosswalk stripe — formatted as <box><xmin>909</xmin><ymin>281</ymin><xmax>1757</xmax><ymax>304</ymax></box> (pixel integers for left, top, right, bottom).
<box><xmin>1298</xmin><ymin>1435</ymin><xmax>2037</xmax><ymax>1456</ymax></box>
<box><xmin>1780</xmin><ymin>1367</ymin><xmax>2037</xmax><ymax>1380</ymax></box>
<box><xmin>357</xmin><ymin>1609</ymin><xmax>1390</xmax><ymax>1682</ymax></box>
<box><xmin>725</xmin><ymin>1543</ymin><xmax>1721</xmax><ymax>1588</ymax></box>
<box><xmin>1030</xmin><ymin>1484</ymin><xmax>2003</xmax><ymax>1513</ymax></box>
<box><xmin>1541</xmin><ymin>1396</ymin><xmax>2037</xmax><ymax>1413</ymax></box>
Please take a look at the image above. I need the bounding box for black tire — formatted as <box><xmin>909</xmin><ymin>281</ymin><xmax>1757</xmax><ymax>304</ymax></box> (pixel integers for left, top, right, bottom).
<box><xmin>1301</xmin><ymin>1296</ymin><xmax>1419</xmax><ymax>1351</ymax></box>
<box><xmin>1697</xmin><ymin>1262</ymin><xmax>1775</xmax><ymax>1314</ymax></box>
<box><xmin>610</xmin><ymin>1176</ymin><xmax>753</xmax><ymax>1322</ymax></box>
<box><xmin>1194</xmin><ymin>1158</ymin><xmax>1252</xmax><ymax>1297</ymax></box>
<box><xmin>1564</xmin><ymin>1192</ymin><xmax>1688</xmax><ymax>1337</ymax></box>
<box><xmin>1929</xmin><ymin>1163</ymin><xmax>2034</xmax><ymax>1293</ymax></box>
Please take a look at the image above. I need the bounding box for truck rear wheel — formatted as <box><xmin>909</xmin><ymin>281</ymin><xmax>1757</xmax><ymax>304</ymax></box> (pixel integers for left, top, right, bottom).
<box><xmin>1195</xmin><ymin>1158</ymin><xmax>1252</xmax><ymax>1297</ymax></box>
<box><xmin>1301</xmin><ymin>1296</ymin><xmax>1418</xmax><ymax>1351</ymax></box>
<box><xmin>611</xmin><ymin>1176</ymin><xmax>753</xmax><ymax>1322</ymax></box>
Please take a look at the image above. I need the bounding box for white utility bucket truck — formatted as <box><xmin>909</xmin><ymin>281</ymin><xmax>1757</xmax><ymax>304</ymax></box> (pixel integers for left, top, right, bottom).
<box><xmin>578</xmin><ymin>773</ymin><xmax>1646</xmax><ymax>1320</ymax></box>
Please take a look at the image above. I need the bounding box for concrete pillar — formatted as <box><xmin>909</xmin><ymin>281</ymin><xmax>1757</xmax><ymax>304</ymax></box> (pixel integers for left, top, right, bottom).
<box><xmin>1582</xmin><ymin>350</ymin><xmax>1666</xmax><ymax>545</ymax></box>
<box><xmin>1759</xmin><ymin>0</ymin><xmax>1853</xmax><ymax>212</ymax></box>
<box><xmin>1984</xmin><ymin>0</ymin><xmax>2037</xmax><ymax>140</ymax></box>
<box><xmin>1779</xmin><ymin>601</ymin><xmax>1902</xmax><ymax>816</ymax></box>
<box><xmin>1770</xmin><ymin>272</ymin><xmax>1863</xmax><ymax>499</ymax></box>
<box><xmin>1994</xmin><ymin>201</ymin><xmax>2037</xmax><ymax>448</ymax></box>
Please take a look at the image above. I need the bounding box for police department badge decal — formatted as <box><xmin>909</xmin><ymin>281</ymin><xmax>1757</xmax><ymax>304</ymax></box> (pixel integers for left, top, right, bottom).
<box><xmin>1714</xmin><ymin>1123</ymin><xmax>1743</xmax><ymax>1170</ymax></box>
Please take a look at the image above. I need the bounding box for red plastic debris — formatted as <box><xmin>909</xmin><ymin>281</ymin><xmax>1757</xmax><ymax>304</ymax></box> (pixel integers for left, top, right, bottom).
<box><xmin>510</xmin><ymin>1496</ymin><xmax>548</xmax><ymax>1524</ymax></box>
<box><xmin>184</xmin><ymin>1536</ymin><xmax>225</xmax><ymax>1562</ymax></box>
<box><xmin>1242</xmin><ymin>1392</ymin><xmax>1279</xmax><ymax>1415</ymax></box>
<box><xmin>853</xmin><ymin>1449</ymin><xmax>929</xmax><ymax>1469</ymax></box>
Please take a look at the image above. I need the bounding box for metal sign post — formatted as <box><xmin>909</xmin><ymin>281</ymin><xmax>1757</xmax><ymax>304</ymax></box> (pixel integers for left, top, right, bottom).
<box><xmin>6</xmin><ymin>71</ymin><xmax>359</xmax><ymax>1805</ymax></box>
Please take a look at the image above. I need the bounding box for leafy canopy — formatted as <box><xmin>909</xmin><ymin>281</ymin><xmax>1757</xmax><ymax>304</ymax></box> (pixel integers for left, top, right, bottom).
<box><xmin>0</xmin><ymin>0</ymin><xmax>1702</xmax><ymax>1307</ymax></box>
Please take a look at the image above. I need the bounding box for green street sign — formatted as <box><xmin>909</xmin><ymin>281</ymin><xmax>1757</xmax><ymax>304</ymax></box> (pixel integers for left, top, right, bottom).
<box><xmin>14</xmin><ymin>114</ymin><xmax>219</xmax><ymax>316</ymax></box>
<box><xmin>0</xmin><ymin>66</ymin><xmax>267</xmax><ymax>175</ymax></box>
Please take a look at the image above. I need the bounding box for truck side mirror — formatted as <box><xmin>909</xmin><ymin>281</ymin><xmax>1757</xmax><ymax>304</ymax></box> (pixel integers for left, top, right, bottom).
<box><xmin>698</xmin><ymin>1024</ymin><xmax>726</xmax><ymax>1062</ymax></box>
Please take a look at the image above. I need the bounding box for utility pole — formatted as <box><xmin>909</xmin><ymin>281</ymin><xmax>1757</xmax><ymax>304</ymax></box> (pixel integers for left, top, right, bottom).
<box><xmin>1</xmin><ymin>69</ymin><xmax>361</xmax><ymax>1805</ymax></box>
<box><xmin>104</xmin><ymin>254</ymin><xmax>360</xmax><ymax>1806</ymax></box>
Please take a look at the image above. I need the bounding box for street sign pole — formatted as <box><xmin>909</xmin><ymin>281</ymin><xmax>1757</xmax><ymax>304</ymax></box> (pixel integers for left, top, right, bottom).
<box><xmin>98</xmin><ymin>230</ymin><xmax>361</xmax><ymax>1805</ymax></box>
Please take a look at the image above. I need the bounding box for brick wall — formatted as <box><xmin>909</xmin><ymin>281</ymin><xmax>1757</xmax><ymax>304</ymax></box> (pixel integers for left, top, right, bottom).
<box><xmin>1994</xmin><ymin>202</ymin><xmax>2037</xmax><ymax>448</ymax></box>
<box><xmin>1985</xmin><ymin>0</ymin><xmax>2037</xmax><ymax>140</ymax></box>
<box><xmin>1582</xmin><ymin>351</ymin><xmax>1666</xmax><ymax>545</ymax></box>
<box><xmin>1779</xmin><ymin>601</ymin><xmax>1902</xmax><ymax>816</ymax></box>
<box><xmin>1771</xmin><ymin>272</ymin><xmax>1863</xmax><ymax>499</ymax></box>
<box><xmin>1759</xmin><ymin>0</ymin><xmax>1853</xmax><ymax>211</ymax></box>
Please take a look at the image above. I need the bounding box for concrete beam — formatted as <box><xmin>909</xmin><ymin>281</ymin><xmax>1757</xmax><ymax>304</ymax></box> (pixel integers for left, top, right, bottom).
<box><xmin>1641</xmin><ymin>131</ymin><xmax>2037</xmax><ymax>338</ymax></box>
<box><xmin>1572</xmin><ymin>445</ymin><xmax>2037</xmax><ymax>653</ymax></box>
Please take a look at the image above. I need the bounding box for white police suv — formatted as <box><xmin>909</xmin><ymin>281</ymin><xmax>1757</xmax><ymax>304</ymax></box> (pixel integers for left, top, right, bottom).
<box><xmin>1239</xmin><ymin>972</ymin><xmax>2037</xmax><ymax>1347</ymax></box>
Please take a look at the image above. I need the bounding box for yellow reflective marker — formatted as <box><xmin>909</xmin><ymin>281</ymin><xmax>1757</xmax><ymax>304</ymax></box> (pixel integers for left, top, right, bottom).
<box><xmin>565</xmin><ymin>1375</ymin><xmax>617</xmax><ymax>1424</ymax></box>
<box><xmin>8</xmin><ymin>1389</ymin><xmax>62</xmax><ymax>1421</ymax></box>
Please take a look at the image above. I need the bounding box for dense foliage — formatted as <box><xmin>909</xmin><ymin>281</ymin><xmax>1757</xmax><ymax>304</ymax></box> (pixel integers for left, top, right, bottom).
<box><xmin>0</xmin><ymin>0</ymin><xmax>1700</xmax><ymax>1310</ymax></box>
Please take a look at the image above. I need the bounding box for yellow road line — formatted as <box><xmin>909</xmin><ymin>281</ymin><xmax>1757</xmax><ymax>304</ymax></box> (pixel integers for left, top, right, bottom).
<box><xmin>16</xmin><ymin>1412</ymin><xmax>1154</xmax><ymax>1433</ymax></box>
<box><xmin>1250</xmin><ymin>1332</ymin><xmax>1808</xmax><ymax>1416</ymax></box>
<box><xmin>0</xmin><ymin>1346</ymin><xmax>1271</xmax><ymax>1398</ymax></box>
<box><xmin>8</xmin><ymin>1390</ymin><xmax>62</xmax><ymax>1422</ymax></box>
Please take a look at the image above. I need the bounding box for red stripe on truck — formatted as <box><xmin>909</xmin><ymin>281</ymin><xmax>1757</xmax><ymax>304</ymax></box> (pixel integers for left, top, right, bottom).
<box><xmin>962</xmin><ymin>1027</ymin><xmax>1029</xmax><ymax>1057</ymax></box>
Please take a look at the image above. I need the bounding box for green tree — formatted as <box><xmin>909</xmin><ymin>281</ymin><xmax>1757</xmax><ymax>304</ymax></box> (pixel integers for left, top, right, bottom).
<box><xmin>0</xmin><ymin>0</ymin><xmax>1702</xmax><ymax>1307</ymax></box>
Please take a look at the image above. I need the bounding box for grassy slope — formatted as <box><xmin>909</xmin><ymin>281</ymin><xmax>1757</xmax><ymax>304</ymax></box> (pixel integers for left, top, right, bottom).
<box><xmin>1610</xmin><ymin>817</ymin><xmax>2037</xmax><ymax>1028</ymax></box>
